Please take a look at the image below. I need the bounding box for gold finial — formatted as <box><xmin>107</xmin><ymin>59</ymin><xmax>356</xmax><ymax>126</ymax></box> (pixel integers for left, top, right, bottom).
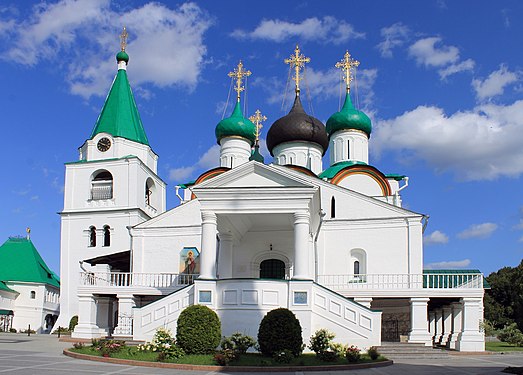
<box><xmin>285</xmin><ymin>44</ymin><xmax>310</xmax><ymax>95</ymax></box>
<box><xmin>249</xmin><ymin>109</ymin><xmax>267</xmax><ymax>145</ymax></box>
<box><xmin>120</xmin><ymin>26</ymin><xmax>128</xmax><ymax>51</ymax></box>
<box><xmin>26</xmin><ymin>227</ymin><xmax>31</xmax><ymax>240</ymax></box>
<box><xmin>335</xmin><ymin>50</ymin><xmax>360</xmax><ymax>93</ymax></box>
<box><xmin>228</xmin><ymin>60</ymin><xmax>252</xmax><ymax>102</ymax></box>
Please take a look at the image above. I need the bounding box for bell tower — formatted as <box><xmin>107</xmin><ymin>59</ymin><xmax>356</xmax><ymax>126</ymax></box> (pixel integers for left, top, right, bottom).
<box><xmin>55</xmin><ymin>28</ymin><xmax>166</xmax><ymax>332</ymax></box>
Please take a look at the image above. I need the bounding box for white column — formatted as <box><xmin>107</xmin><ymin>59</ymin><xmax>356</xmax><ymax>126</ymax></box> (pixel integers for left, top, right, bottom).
<box><xmin>199</xmin><ymin>211</ymin><xmax>217</xmax><ymax>280</ymax></box>
<box><xmin>354</xmin><ymin>297</ymin><xmax>373</xmax><ymax>309</ymax></box>
<box><xmin>114</xmin><ymin>294</ymin><xmax>136</xmax><ymax>336</ymax></box>
<box><xmin>429</xmin><ymin>311</ymin><xmax>436</xmax><ymax>343</ymax></box>
<box><xmin>448</xmin><ymin>302</ymin><xmax>462</xmax><ymax>350</ymax></box>
<box><xmin>435</xmin><ymin>309</ymin><xmax>443</xmax><ymax>345</ymax></box>
<box><xmin>218</xmin><ymin>232</ymin><xmax>233</xmax><ymax>279</ymax></box>
<box><xmin>293</xmin><ymin>211</ymin><xmax>311</xmax><ymax>280</ymax></box>
<box><xmin>72</xmin><ymin>294</ymin><xmax>100</xmax><ymax>339</ymax></box>
<box><xmin>457</xmin><ymin>297</ymin><xmax>485</xmax><ymax>351</ymax></box>
<box><xmin>408</xmin><ymin>297</ymin><xmax>432</xmax><ymax>346</ymax></box>
<box><xmin>441</xmin><ymin>306</ymin><xmax>452</xmax><ymax>347</ymax></box>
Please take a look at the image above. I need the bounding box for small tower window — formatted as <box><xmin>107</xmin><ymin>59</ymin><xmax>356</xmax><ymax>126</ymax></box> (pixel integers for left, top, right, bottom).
<box><xmin>145</xmin><ymin>178</ymin><xmax>156</xmax><ymax>208</ymax></box>
<box><xmin>30</xmin><ymin>291</ymin><xmax>36</xmax><ymax>299</ymax></box>
<box><xmin>330</xmin><ymin>196</ymin><xmax>336</xmax><ymax>218</ymax></box>
<box><xmin>89</xmin><ymin>226</ymin><xmax>96</xmax><ymax>247</ymax></box>
<box><xmin>103</xmin><ymin>225</ymin><xmax>110</xmax><ymax>247</ymax></box>
<box><xmin>347</xmin><ymin>140</ymin><xmax>351</xmax><ymax>159</ymax></box>
<box><xmin>91</xmin><ymin>170</ymin><xmax>113</xmax><ymax>200</ymax></box>
<box><xmin>354</xmin><ymin>260</ymin><xmax>360</xmax><ymax>275</ymax></box>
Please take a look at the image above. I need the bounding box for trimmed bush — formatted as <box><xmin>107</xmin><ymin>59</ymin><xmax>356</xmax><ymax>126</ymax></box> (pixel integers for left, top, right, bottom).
<box><xmin>69</xmin><ymin>315</ymin><xmax>78</xmax><ymax>331</ymax></box>
<box><xmin>258</xmin><ymin>308</ymin><xmax>303</xmax><ymax>357</ymax></box>
<box><xmin>176</xmin><ymin>305</ymin><xmax>221</xmax><ymax>354</ymax></box>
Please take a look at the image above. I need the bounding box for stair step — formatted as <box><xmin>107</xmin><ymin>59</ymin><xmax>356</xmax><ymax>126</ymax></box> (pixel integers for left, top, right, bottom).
<box><xmin>376</xmin><ymin>342</ymin><xmax>450</xmax><ymax>359</ymax></box>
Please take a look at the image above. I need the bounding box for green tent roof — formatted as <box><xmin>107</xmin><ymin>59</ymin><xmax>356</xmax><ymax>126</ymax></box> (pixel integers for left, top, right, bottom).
<box><xmin>0</xmin><ymin>281</ymin><xmax>15</xmax><ymax>293</ymax></box>
<box><xmin>319</xmin><ymin>160</ymin><xmax>367</xmax><ymax>179</ymax></box>
<box><xmin>90</xmin><ymin>61</ymin><xmax>149</xmax><ymax>145</ymax></box>
<box><xmin>0</xmin><ymin>237</ymin><xmax>60</xmax><ymax>288</ymax></box>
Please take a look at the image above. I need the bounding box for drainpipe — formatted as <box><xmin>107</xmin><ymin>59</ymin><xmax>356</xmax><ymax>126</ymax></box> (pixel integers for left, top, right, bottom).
<box><xmin>175</xmin><ymin>185</ymin><xmax>184</xmax><ymax>204</ymax></box>
<box><xmin>314</xmin><ymin>209</ymin><xmax>326</xmax><ymax>282</ymax></box>
<box><xmin>394</xmin><ymin>177</ymin><xmax>409</xmax><ymax>206</ymax></box>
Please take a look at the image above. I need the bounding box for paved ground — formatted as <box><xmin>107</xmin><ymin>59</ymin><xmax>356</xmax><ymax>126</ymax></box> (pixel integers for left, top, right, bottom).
<box><xmin>1</xmin><ymin>333</ymin><xmax>523</xmax><ymax>374</ymax></box>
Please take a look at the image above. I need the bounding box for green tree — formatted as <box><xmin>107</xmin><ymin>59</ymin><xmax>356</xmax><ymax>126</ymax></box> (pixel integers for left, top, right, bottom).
<box><xmin>485</xmin><ymin>260</ymin><xmax>523</xmax><ymax>331</ymax></box>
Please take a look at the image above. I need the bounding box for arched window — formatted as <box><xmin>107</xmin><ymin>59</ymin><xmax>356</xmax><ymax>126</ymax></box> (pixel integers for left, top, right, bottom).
<box><xmin>89</xmin><ymin>226</ymin><xmax>96</xmax><ymax>247</ymax></box>
<box><xmin>347</xmin><ymin>140</ymin><xmax>351</xmax><ymax>159</ymax></box>
<box><xmin>330</xmin><ymin>196</ymin><xmax>336</xmax><ymax>218</ymax></box>
<box><xmin>91</xmin><ymin>170</ymin><xmax>113</xmax><ymax>200</ymax></box>
<box><xmin>350</xmin><ymin>248</ymin><xmax>367</xmax><ymax>280</ymax></box>
<box><xmin>103</xmin><ymin>225</ymin><xmax>110</xmax><ymax>247</ymax></box>
<box><xmin>30</xmin><ymin>291</ymin><xmax>36</xmax><ymax>299</ymax></box>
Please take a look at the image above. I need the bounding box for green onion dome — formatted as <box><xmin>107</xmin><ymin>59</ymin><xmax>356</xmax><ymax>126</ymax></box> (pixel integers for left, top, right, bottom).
<box><xmin>116</xmin><ymin>50</ymin><xmax>129</xmax><ymax>63</ymax></box>
<box><xmin>326</xmin><ymin>94</ymin><xmax>371</xmax><ymax>137</ymax></box>
<box><xmin>215</xmin><ymin>101</ymin><xmax>257</xmax><ymax>146</ymax></box>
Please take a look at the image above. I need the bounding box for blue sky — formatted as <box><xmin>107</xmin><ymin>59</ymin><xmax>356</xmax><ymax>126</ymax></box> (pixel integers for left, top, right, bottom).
<box><xmin>1</xmin><ymin>0</ymin><xmax>522</xmax><ymax>277</ymax></box>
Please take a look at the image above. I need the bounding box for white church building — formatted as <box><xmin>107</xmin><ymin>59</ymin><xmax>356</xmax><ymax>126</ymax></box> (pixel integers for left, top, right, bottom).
<box><xmin>56</xmin><ymin>37</ymin><xmax>486</xmax><ymax>352</ymax></box>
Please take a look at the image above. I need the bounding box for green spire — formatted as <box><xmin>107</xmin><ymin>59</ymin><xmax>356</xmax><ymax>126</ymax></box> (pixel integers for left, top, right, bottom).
<box><xmin>326</xmin><ymin>93</ymin><xmax>372</xmax><ymax>137</ymax></box>
<box><xmin>0</xmin><ymin>237</ymin><xmax>60</xmax><ymax>288</ymax></box>
<box><xmin>90</xmin><ymin>38</ymin><xmax>149</xmax><ymax>145</ymax></box>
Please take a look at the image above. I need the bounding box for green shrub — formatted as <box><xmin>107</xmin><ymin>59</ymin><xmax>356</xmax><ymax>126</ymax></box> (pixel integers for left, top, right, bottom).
<box><xmin>273</xmin><ymin>349</ymin><xmax>294</xmax><ymax>364</ymax></box>
<box><xmin>367</xmin><ymin>346</ymin><xmax>379</xmax><ymax>360</ymax></box>
<box><xmin>213</xmin><ymin>349</ymin><xmax>237</xmax><ymax>365</ymax></box>
<box><xmin>176</xmin><ymin>305</ymin><xmax>221</xmax><ymax>354</ymax></box>
<box><xmin>9</xmin><ymin>328</ymin><xmax>17</xmax><ymax>333</ymax></box>
<box><xmin>138</xmin><ymin>327</ymin><xmax>185</xmax><ymax>361</ymax></box>
<box><xmin>309</xmin><ymin>329</ymin><xmax>335</xmax><ymax>355</ymax></box>
<box><xmin>221</xmin><ymin>332</ymin><xmax>256</xmax><ymax>354</ymax></box>
<box><xmin>258</xmin><ymin>308</ymin><xmax>303</xmax><ymax>357</ymax></box>
<box><xmin>93</xmin><ymin>339</ymin><xmax>126</xmax><ymax>357</ymax></box>
<box><xmin>69</xmin><ymin>315</ymin><xmax>79</xmax><ymax>331</ymax></box>
<box><xmin>345</xmin><ymin>345</ymin><xmax>361</xmax><ymax>362</ymax></box>
<box><xmin>498</xmin><ymin>323</ymin><xmax>523</xmax><ymax>346</ymax></box>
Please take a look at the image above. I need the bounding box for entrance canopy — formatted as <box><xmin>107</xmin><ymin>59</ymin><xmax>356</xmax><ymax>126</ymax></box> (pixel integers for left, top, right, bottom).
<box><xmin>0</xmin><ymin>310</ymin><xmax>13</xmax><ymax>316</ymax></box>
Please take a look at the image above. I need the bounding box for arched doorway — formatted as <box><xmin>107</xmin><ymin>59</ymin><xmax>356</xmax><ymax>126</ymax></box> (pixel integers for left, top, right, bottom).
<box><xmin>260</xmin><ymin>259</ymin><xmax>285</xmax><ymax>279</ymax></box>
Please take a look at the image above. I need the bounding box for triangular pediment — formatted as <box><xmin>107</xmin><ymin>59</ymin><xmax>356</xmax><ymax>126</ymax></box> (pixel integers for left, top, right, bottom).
<box><xmin>133</xmin><ymin>199</ymin><xmax>201</xmax><ymax>229</ymax></box>
<box><xmin>194</xmin><ymin>161</ymin><xmax>316</xmax><ymax>190</ymax></box>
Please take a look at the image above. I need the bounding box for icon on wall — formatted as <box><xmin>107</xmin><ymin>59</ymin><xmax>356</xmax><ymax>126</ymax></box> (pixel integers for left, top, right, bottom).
<box><xmin>180</xmin><ymin>247</ymin><xmax>200</xmax><ymax>274</ymax></box>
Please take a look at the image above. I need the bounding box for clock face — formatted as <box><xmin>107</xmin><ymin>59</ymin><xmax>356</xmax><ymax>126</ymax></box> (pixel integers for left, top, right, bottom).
<box><xmin>97</xmin><ymin>137</ymin><xmax>111</xmax><ymax>152</ymax></box>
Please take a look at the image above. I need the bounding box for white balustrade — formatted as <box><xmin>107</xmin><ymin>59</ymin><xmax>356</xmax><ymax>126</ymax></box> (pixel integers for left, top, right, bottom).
<box><xmin>317</xmin><ymin>273</ymin><xmax>484</xmax><ymax>291</ymax></box>
<box><xmin>79</xmin><ymin>272</ymin><xmax>198</xmax><ymax>288</ymax></box>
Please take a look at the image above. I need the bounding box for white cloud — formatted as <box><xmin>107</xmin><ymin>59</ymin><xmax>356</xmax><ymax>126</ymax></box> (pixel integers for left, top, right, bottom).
<box><xmin>439</xmin><ymin>59</ymin><xmax>475</xmax><ymax>79</ymax></box>
<box><xmin>169</xmin><ymin>145</ymin><xmax>220</xmax><ymax>183</ymax></box>
<box><xmin>231</xmin><ymin>16</ymin><xmax>364</xmax><ymax>44</ymax></box>
<box><xmin>472</xmin><ymin>65</ymin><xmax>519</xmax><ymax>101</ymax></box>
<box><xmin>408</xmin><ymin>37</ymin><xmax>459</xmax><ymax>67</ymax></box>
<box><xmin>376</xmin><ymin>23</ymin><xmax>409</xmax><ymax>58</ymax></box>
<box><xmin>423</xmin><ymin>230</ymin><xmax>449</xmax><ymax>245</ymax></box>
<box><xmin>373</xmin><ymin>100</ymin><xmax>523</xmax><ymax>180</ymax></box>
<box><xmin>457</xmin><ymin>223</ymin><xmax>498</xmax><ymax>239</ymax></box>
<box><xmin>424</xmin><ymin>259</ymin><xmax>471</xmax><ymax>270</ymax></box>
<box><xmin>0</xmin><ymin>1</ymin><xmax>212</xmax><ymax>99</ymax></box>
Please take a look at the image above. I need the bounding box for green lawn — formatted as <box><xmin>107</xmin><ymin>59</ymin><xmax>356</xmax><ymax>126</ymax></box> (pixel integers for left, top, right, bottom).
<box><xmin>486</xmin><ymin>341</ymin><xmax>523</xmax><ymax>352</ymax></box>
<box><xmin>70</xmin><ymin>347</ymin><xmax>386</xmax><ymax>366</ymax></box>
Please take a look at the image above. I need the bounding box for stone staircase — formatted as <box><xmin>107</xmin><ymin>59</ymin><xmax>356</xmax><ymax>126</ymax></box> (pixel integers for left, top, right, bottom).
<box><xmin>376</xmin><ymin>342</ymin><xmax>451</xmax><ymax>359</ymax></box>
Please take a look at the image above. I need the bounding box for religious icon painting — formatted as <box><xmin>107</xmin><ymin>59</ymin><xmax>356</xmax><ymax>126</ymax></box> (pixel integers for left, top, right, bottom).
<box><xmin>180</xmin><ymin>247</ymin><xmax>200</xmax><ymax>274</ymax></box>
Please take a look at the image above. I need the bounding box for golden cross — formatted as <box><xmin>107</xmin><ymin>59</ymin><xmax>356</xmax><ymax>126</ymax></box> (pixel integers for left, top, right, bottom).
<box><xmin>120</xmin><ymin>26</ymin><xmax>128</xmax><ymax>51</ymax></box>
<box><xmin>228</xmin><ymin>60</ymin><xmax>252</xmax><ymax>101</ymax></box>
<box><xmin>335</xmin><ymin>50</ymin><xmax>360</xmax><ymax>93</ymax></box>
<box><xmin>285</xmin><ymin>45</ymin><xmax>310</xmax><ymax>94</ymax></box>
<box><xmin>249</xmin><ymin>109</ymin><xmax>267</xmax><ymax>144</ymax></box>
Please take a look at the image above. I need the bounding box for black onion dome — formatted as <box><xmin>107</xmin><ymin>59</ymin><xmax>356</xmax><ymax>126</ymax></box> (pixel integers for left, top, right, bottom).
<box><xmin>266</xmin><ymin>95</ymin><xmax>329</xmax><ymax>156</ymax></box>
